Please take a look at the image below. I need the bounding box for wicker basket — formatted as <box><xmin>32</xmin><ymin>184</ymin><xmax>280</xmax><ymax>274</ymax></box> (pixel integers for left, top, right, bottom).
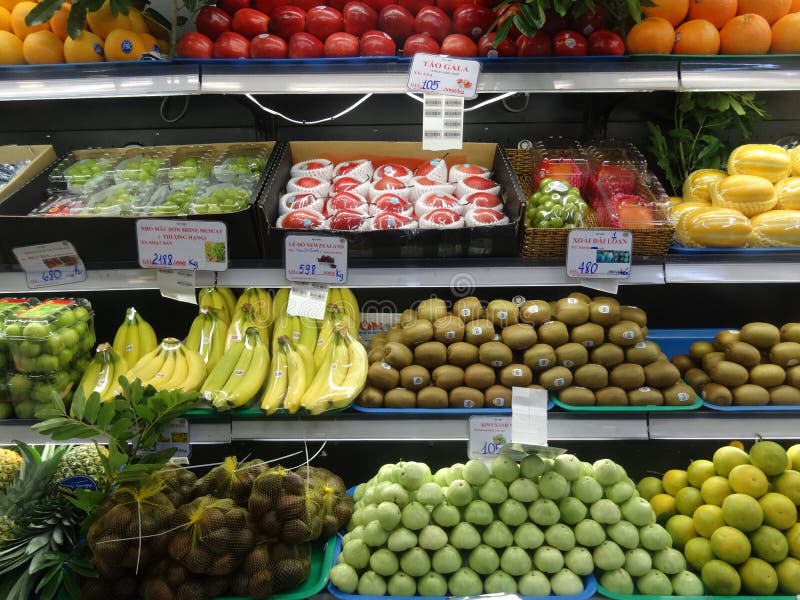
<box><xmin>507</xmin><ymin>148</ymin><xmax>675</xmax><ymax>258</ymax></box>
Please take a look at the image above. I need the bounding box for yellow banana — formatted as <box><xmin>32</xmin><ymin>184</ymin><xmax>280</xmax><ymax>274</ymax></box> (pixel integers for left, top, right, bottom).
<box><xmin>136</xmin><ymin>310</ymin><xmax>158</xmax><ymax>357</ymax></box>
<box><xmin>233</xmin><ymin>287</ymin><xmax>255</xmax><ymax>315</ymax></box>
<box><xmin>299</xmin><ymin>334</ymin><xmax>335</xmax><ymax>412</ymax></box>
<box><xmin>273</xmin><ymin>288</ymin><xmax>289</xmax><ymax>321</ymax></box>
<box><xmin>333</xmin><ymin>287</ymin><xmax>360</xmax><ymax>336</ymax></box>
<box><xmin>198</xmin><ymin>288</ymin><xmax>231</xmax><ymax>324</ymax></box>
<box><xmin>294</xmin><ymin>343</ymin><xmax>316</xmax><ymax>387</ymax></box>
<box><xmin>271</xmin><ymin>313</ymin><xmax>293</xmax><ymax>358</ymax></box>
<box><xmin>161</xmin><ymin>344</ymin><xmax>189</xmax><ymax>390</ymax></box>
<box><xmin>186</xmin><ymin>307</ymin><xmax>228</xmax><ymax>370</ymax></box>
<box><xmin>147</xmin><ymin>344</ymin><xmax>178</xmax><ymax>390</ymax></box>
<box><xmin>297</xmin><ymin>317</ymin><xmax>318</xmax><ymax>354</ymax></box>
<box><xmin>126</xmin><ymin>344</ymin><xmax>166</xmax><ymax>384</ymax></box>
<box><xmin>213</xmin><ymin>328</ymin><xmax>269</xmax><ymax>410</ymax></box>
<box><xmin>260</xmin><ymin>341</ymin><xmax>288</xmax><ymax>414</ymax></box>
<box><xmin>106</xmin><ymin>346</ymin><xmax>127</xmax><ymax>401</ymax></box>
<box><xmin>216</xmin><ymin>286</ymin><xmax>238</xmax><ymax>319</ymax></box>
<box><xmin>308</xmin><ymin>327</ymin><xmax>368</xmax><ymax>414</ymax></box>
<box><xmin>214</xmin><ymin>335</ymin><xmax>256</xmax><ymax>409</ymax></box>
<box><xmin>185</xmin><ymin>310</ymin><xmax>204</xmax><ymax>350</ymax></box>
<box><xmin>252</xmin><ymin>287</ymin><xmax>274</xmax><ymax>341</ymax></box>
<box><xmin>226</xmin><ymin>305</ymin><xmax>259</xmax><ymax>351</ymax></box>
<box><xmin>179</xmin><ymin>346</ymin><xmax>208</xmax><ymax>392</ymax></box>
<box><xmin>330</xmin><ymin>332</ymin><xmax>351</xmax><ymax>388</ymax></box>
<box><xmin>200</xmin><ymin>338</ymin><xmax>246</xmax><ymax>401</ymax></box>
<box><xmin>281</xmin><ymin>336</ymin><xmax>307</xmax><ymax>414</ymax></box>
<box><xmin>77</xmin><ymin>345</ymin><xmax>104</xmax><ymax>399</ymax></box>
<box><xmin>314</xmin><ymin>308</ymin><xmax>340</xmax><ymax>368</ymax></box>
<box><xmin>111</xmin><ymin>319</ymin><xmax>129</xmax><ymax>366</ymax></box>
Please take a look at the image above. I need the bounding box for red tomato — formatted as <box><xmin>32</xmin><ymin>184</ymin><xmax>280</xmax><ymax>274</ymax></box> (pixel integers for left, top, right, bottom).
<box><xmin>218</xmin><ymin>0</ymin><xmax>251</xmax><ymax>16</ymax></box>
<box><xmin>305</xmin><ymin>6</ymin><xmax>343</xmax><ymax>41</ymax></box>
<box><xmin>250</xmin><ymin>32</ymin><xmax>288</xmax><ymax>56</ymax></box>
<box><xmin>213</xmin><ymin>31</ymin><xmax>250</xmax><ymax>57</ymax></box>
<box><xmin>269</xmin><ymin>4</ymin><xmax>306</xmax><ymax>38</ymax></box>
<box><xmin>434</xmin><ymin>0</ymin><xmax>461</xmax><ymax>15</ymax></box>
<box><xmin>177</xmin><ymin>32</ymin><xmax>214</xmax><ymax>58</ymax></box>
<box><xmin>287</xmin><ymin>0</ymin><xmax>321</xmax><ymax>10</ymax></box>
<box><xmin>571</xmin><ymin>5</ymin><xmax>605</xmax><ymax>37</ymax></box>
<box><xmin>478</xmin><ymin>32</ymin><xmax>516</xmax><ymax>56</ymax></box>
<box><xmin>288</xmin><ymin>31</ymin><xmax>324</xmax><ymax>57</ymax></box>
<box><xmin>196</xmin><ymin>6</ymin><xmax>232</xmax><ymax>40</ymax></box>
<box><xmin>378</xmin><ymin>4</ymin><xmax>414</xmax><ymax>44</ymax></box>
<box><xmin>360</xmin><ymin>29</ymin><xmax>396</xmax><ymax>55</ymax></box>
<box><xmin>254</xmin><ymin>0</ymin><xmax>286</xmax><ymax>14</ymax></box>
<box><xmin>363</xmin><ymin>0</ymin><xmax>394</xmax><ymax>12</ymax></box>
<box><xmin>452</xmin><ymin>4</ymin><xmax>493</xmax><ymax>39</ymax></box>
<box><xmin>328</xmin><ymin>0</ymin><xmax>348</xmax><ymax>9</ymax></box>
<box><xmin>516</xmin><ymin>30</ymin><xmax>551</xmax><ymax>56</ymax></box>
<box><xmin>398</xmin><ymin>0</ymin><xmax>432</xmax><ymax>15</ymax></box>
<box><xmin>412</xmin><ymin>5</ymin><xmax>450</xmax><ymax>42</ymax></box>
<box><xmin>541</xmin><ymin>9</ymin><xmax>569</xmax><ymax>34</ymax></box>
<box><xmin>232</xmin><ymin>8</ymin><xmax>269</xmax><ymax>37</ymax></box>
<box><xmin>553</xmin><ymin>30</ymin><xmax>587</xmax><ymax>56</ymax></box>
<box><xmin>324</xmin><ymin>31</ymin><xmax>359</xmax><ymax>55</ymax></box>
<box><xmin>342</xmin><ymin>1</ymin><xmax>377</xmax><ymax>36</ymax></box>
<box><xmin>588</xmin><ymin>29</ymin><xmax>624</xmax><ymax>55</ymax></box>
<box><xmin>440</xmin><ymin>33</ymin><xmax>477</xmax><ymax>56</ymax></box>
<box><xmin>402</xmin><ymin>32</ymin><xmax>439</xmax><ymax>55</ymax></box>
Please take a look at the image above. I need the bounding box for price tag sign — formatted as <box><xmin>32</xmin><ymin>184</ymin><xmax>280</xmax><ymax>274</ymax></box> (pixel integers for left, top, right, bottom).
<box><xmin>13</xmin><ymin>241</ymin><xmax>87</xmax><ymax>289</ymax></box>
<box><xmin>287</xmin><ymin>283</ymin><xmax>329</xmax><ymax>320</ymax></box>
<box><xmin>468</xmin><ymin>416</ymin><xmax>511</xmax><ymax>460</ymax></box>
<box><xmin>285</xmin><ymin>235</ymin><xmax>347</xmax><ymax>284</ymax></box>
<box><xmin>157</xmin><ymin>269</ymin><xmax>197</xmax><ymax>305</ymax></box>
<box><xmin>499</xmin><ymin>387</ymin><xmax>565</xmax><ymax>461</ymax></box>
<box><xmin>408</xmin><ymin>53</ymin><xmax>480</xmax><ymax>99</ymax></box>
<box><xmin>137</xmin><ymin>219</ymin><xmax>228</xmax><ymax>272</ymax></box>
<box><xmin>566</xmin><ymin>229</ymin><xmax>632</xmax><ymax>279</ymax></box>
<box><xmin>156</xmin><ymin>418</ymin><xmax>191</xmax><ymax>459</ymax></box>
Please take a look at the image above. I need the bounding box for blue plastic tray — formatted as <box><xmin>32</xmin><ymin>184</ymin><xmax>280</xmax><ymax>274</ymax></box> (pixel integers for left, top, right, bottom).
<box><xmin>646</xmin><ymin>328</ymin><xmax>719</xmax><ymax>359</ymax></box>
<box><xmin>327</xmin><ymin>536</ymin><xmax>598</xmax><ymax>600</ymax></box>
<box><xmin>351</xmin><ymin>400</ymin><xmax>554</xmax><ymax>415</ymax></box>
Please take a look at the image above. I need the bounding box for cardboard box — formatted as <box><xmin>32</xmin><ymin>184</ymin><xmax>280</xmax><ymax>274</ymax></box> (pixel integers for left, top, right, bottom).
<box><xmin>0</xmin><ymin>145</ymin><xmax>56</xmax><ymax>202</ymax></box>
<box><xmin>259</xmin><ymin>141</ymin><xmax>524</xmax><ymax>259</ymax></box>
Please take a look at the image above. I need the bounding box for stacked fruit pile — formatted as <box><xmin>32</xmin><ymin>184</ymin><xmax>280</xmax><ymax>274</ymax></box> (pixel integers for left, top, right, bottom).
<box><xmin>638</xmin><ymin>440</ymin><xmax>800</xmax><ymax>595</ymax></box>
<box><xmin>672</xmin><ymin>322</ymin><xmax>800</xmax><ymax>406</ymax></box>
<box><xmin>674</xmin><ymin>143</ymin><xmax>800</xmax><ymax>248</ymax></box>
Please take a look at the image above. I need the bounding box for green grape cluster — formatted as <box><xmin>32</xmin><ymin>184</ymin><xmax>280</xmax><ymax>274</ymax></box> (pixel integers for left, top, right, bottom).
<box><xmin>526</xmin><ymin>179</ymin><xmax>589</xmax><ymax>229</ymax></box>
<box><xmin>63</xmin><ymin>159</ymin><xmax>111</xmax><ymax>186</ymax></box>
<box><xmin>170</xmin><ymin>157</ymin><xmax>212</xmax><ymax>181</ymax></box>
<box><xmin>117</xmin><ymin>156</ymin><xmax>163</xmax><ymax>182</ymax></box>
<box><xmin>192</xmin><ymin>186</ymin><xmax>250</xmax><ymax>214</ymax></box>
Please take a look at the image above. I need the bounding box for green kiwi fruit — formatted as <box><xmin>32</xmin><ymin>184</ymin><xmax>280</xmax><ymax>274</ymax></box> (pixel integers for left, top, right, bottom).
<box><xmin>358</xmin><ymin>386</ymin><xmax>384</xmax><ymax>408</ymax></box>
<box><xmin>538</xmin><ymin>321</ymin><xmax>570</xmax><ymax>347</ymax></box>
<box><xmin>724</xmin><ymin>341</ymin><xmax>762</xmax><ymax>368</ymax></box>
<box><xmin>591</xmin><ymin>343</ymin><xmax>625</xmax><ymax>368</ymax></box>
<box><xmin>446</xmin><ymin>342</ymin><xmax>479</xmax><ymax>367</ymax></box>
<box><xmin>573</xmin><ymin>364</ymin><xmax>608</xmax><ymax>390</ymax></box>
<box><xmin>690</xmin><ymin>341</ymin><xmax>716</xmax><ymax>363</ymax></box>
<box><xmin>479</xmin><ymin>341</ymin><xmax>513</xmax><ymax>368</ymax></box>
<box><xmin>619</xmin><ymin>306</ymin><xmax>648</xmax><ymax>328</ymax></box>
<box><xmin>367</xmin><ymin>361</ymin><xmax>400</xmax><ymax>390</ymax></box>
<box><xmin>628</xmin><ymin>387</ymin><xmax>664</xmax><ymax>406</ymax></box>
<box><xmin>399</xmin><ymin>308</ymin><xmax>418</xmax><ymax>325</ymax></box>
<box><xmin>685</xmin><ymin>368</ymin><xmax>712</xmax><ymax>393</ymax></box>
<box><xmin>519</xmin><ymin>300</ymin><xmax>551</xmax><ymax>325</ymax></box>
<box><xmin>401</xmin><ymin>319</ymin><xmax>434</xmax><ymax>347</ymax></box>
<box><xmin>501</xmin><ymin>323</ymin><xmax>537</xmax><ymax>350</ymax></box>
<box><xmin>432</xmin><ymin>365</ymin><xmax>465</xmax><ymax>391</ymax></box>
<box><xmin>371</xmin><ymin>332</ymin><xmax>387</xmax><ymax>346</ymax></box>
<box><xmin>453</xmin><ymin>296</ymin><xmax>483</xmax><ymax>322</ymax></box>
<box><xmin>400</xmin><ymin>365</ymin><xmax>431</xmax><ymax>391</ymax></box>
<box><xmin>702</xmin><ymin>352</ymin><xmax>726</xmax><ymax>373</ymax></box>
<box><xmin>749</xmin><ymin>364</ymin><xmax>785</xmax><ymax>388</ymax></box>
<box><xmin>657</xmin><ymin>352</ymin><xmax>668</xmax><ymax>362</ymax></box>
<box><xmin>786</xmin><ymin>365</ymin><xmax>800</xmax><ymax>387</ymax></box>
<box><xmin>449</xmin><ymin>386</ymin><xmax>484</xmax><ymax>409</ymax></box>
<box><xmin>386</xmin><ymin>326</ymin><xmax>404</xmax><ymax>345</ymax></box>
<box><xmin>414</xmin><ymin>341</ymin><xmax>447</xmax><ymax>370</ymax></box>
<box><xmin>549</xmin><ymin>300</ymin><xmax>558</xmax><ymax>314</ymax></box>
<box><xmin>594</xmin><ymin>386</ymin><xmax>628</xmax><ymax>406</ymax></box>
<box><xmin>702</xmin><ymin>383</ymin><xmax>732</xmax><ymax>406</ymax></box>
<box><xmin>416</xmin><ymin>386</ymin><xmax>448</xmax><ymax>409</ymax></box>
<box><xmin>781</xmin><ymin>322</ymin><xmax>800</xmax><ymax>343</ymax></box>
<box><xmin>769</xmin><ymin>341</ymin><xmax>800</xmax><ymax>368</ymax></box>
<box><xmin>382</xmin><ymin>342</ymin><xmax>414</xmax><ymax>369</ymax></box>
<box><xmin>486</xmin><ymin>299</ymin><xmax>519</xmax><ymax>328</ymax></box>
<box><xmin>713</xmin><ymin>329</ymin><xmax>741</xmax><ymax>351</ymax></box>
<box><xmin>662</xmin><ymin>382</ymin><xmax>696</xmax><ymax>407</ymax></box>
<box><xmin>523</xmin><ymin>344</ymin><xmax>557</xmax><ymax>372</ymax></box>
<box><xmin>643</xmin><ymin>360</ymin><xmax>681</xmax><ymax>388</ymax></box>
<box><xmin>384</xmin><ymin>388</ymin><xmax>416</xmax><ymax>408</ymax></box>
<box><xmin>731</xmin><ymin>384</ymin><xmax>769</xmax><ymax>406</ymax></box>
<box><xmin>570</xmin><ymin>322</ymin><xmax>605</xmax><ymax>349</ymax></box>
<box><xmin>464</xmin><ymin>363</ymin><xmax>496</xmax><ymax>390</ymax></box>
<box><xmin>558</xmin><ymin>386</ymin><xmax>595</xmax><ymax>406</ymax></box>
<box><xmin>416</xmin><ymin>298</ymin><xmax>448</xmax><ymax>322</ymax></box>
<box><xmin>433</xmin><ymin>315</ymin><xmax>466</xmax><ymax>345</ymax></box>
<box><xmin>464</xmin><ymin>319</ymin><xmax>496</xmax><ymax>345</ymax></box>
<box><xmin>626</xmin><ymin>341</ymin><xmax>662</xmax><ymax>366</ymax></box>
<box><xmin>609</xmin><ymin>363</ymin><xmax>646</xmax><ymax>391</ymax></box>
<box><xmin>499</xmin><ymin>364</ymin><xmax>533</xmax><ymax>387</ymax></box>
<box><xmin>709</xmin><ymin>360</ymin><xmax>749</xmax><ymax>387</ymax></box>
<box><xmin>484</xmin><ymin>384</ymin><xmax>512</xmax><ymax>408</ymax></box>
<box><xmin>671</xmin><ymin>354</ymin><xmax>696</xmax><ymax>376</ymax></box>
<box><xmin>368</xmin><ymin>346</ymin><xmax>387</xmax><ymax>364</ymax></box>
<box><xmin>539</xmin><ymin>366</ymin><xmax>573</xmax><ymax>391</ymax></box>
<box><xmin>555</xmin><ymin>342</ymin><xmax>589</xmax><ymax>369</ymax></box>
<box><xmin>607</xmin><ymin>321</ymin><xmax>644</xmax><ymax>347</ymax></box>
<box><xmin>555</xmin><ymin>297</ymin><xmax>590</xmax><ymax>326</ymax></box>
<box><xmin>568</xmin><ymin>292</ymin><xmax>592</xmax><ymax>304</ymax></box>
<box><xmin>740</xmin><ymin>322</ymin><xmax>781</xmax><ymax>350</ymax></box>
<box><xmin>768</xmin><ymin>385</ymin><xmax>800</xmax><ymax>405</ymax></box>
<box><xmin>588</xmin><ymin>299</ymin><xmax>621</xmax><ymax>327</ymax></box>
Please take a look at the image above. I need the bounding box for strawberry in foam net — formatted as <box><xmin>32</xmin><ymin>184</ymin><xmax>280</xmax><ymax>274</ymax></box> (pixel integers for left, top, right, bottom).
<box><xmin>419</xmin><ymin>207</ymin><xmax>465</xmax><ymax>229</ymax></box>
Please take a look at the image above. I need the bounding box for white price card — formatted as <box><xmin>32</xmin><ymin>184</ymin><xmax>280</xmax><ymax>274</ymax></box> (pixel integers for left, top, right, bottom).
<box><xmin>422</xmin><ymin>95</ymin><xmax>464</xmax><ymax>151</ymax></box>
<box><xmin>468</xmin><ymin>415</ymin><xmax>511</xmax><ymax>460</ymax></box>
<box><xmin>156</xmin><ymin>418</ymin><xmax>191</xmax><ymax>459</ymax></box>
<box><xmin>499</xmin><ymin>387</ymin><xmax>565</xmax><ymax>461</ymax></box>
<box><xmin>157</xmin><ymin>269</ymin><xmax>197</xmax><ymax>305</ymax></box>
<box><xmin>567</xmin><ymin>229</ymin><xmax>632</xmax><ymax>280</ymax></box>
<box><xmin>285</xmin><ymin>235</ymin><xmax>347</xmax><ymax>284</ymax></box>
<box><xmin>13</xmin><ymin>241</ymin><xmax>86</xmax><ymax>289</ymax></box>
<box><xmin>136</xmin><ymin>219</ymin><xmax>228</xmax><ymax>272</ymax></box>
<box><xmin>408</xmin><ymin>53</ymin><xmax>480</xmax><ymax>99</ymax></box>
<box><xmin>287</xmin><ymin>283</ymin><xmax>329</xmax><ymax>320</ymax></box>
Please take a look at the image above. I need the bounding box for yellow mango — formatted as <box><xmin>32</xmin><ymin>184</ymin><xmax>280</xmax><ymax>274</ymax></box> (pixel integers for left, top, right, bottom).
<box><xmin>677</xmin><ymin>207</ymin><xmax>751</xmax><ymax>248</ymax></box>
<box><xmin>711</xmin><ymin>174</ymin><xmax>777</xmax><ymax>217</ymax></box>
<box><xmin>682</xmin><ymin>169</ymin><xmax>727</xmax><ymax>204</ymax></box>
<box><xmin>750</xmin><ymin>210</ymin><xmax>800</xmax><ymax>247</ymax></box>
<box><xmin>727</xmin><ymin>144</ymin><xmax>792</xmax><ymax>183</ymax></box>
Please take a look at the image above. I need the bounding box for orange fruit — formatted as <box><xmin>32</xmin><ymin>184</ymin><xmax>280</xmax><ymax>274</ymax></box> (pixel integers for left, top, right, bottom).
<box><xmin>687</xmin><ymin>0</ymin><xmax>738</xmax><ymax>29</ymax></box>
<box><xmin>771</xmin><ymin>12</ymin><xmax>800</xmax><ymax>53</ymax></box>
<box><xmin>674</xmin><ymin>18</ymin><xmax>720</xmax><ymax>54</ymax></box>
<box><xmin>63</xmin><ymin>29</ymin><xmax>105</xmax><ymax>62</ymax></box>
<box><xmin>738</xmin><ymin>0</ymin><xmax>791</xmax><ymax>25</ymax></box>
<box><xmin>103</xmin><ymin>27</ymin><xmax>144</xmax><ymax>60</ymax></box>
<box><xmin>49</xmin><ymin>4</ymin><xmax>69</xmax><ymax>40</ymax></box>
<box><xmin>791</xmin><ymin>0</ymin><xmax>800</xmax><ymax>12</ymax></box>
<box><xmin>0</xmin><ymin>29</ymin><xmax>23</xmax><ymax>63</ymax></box>
<box><xmin>720</xmin><ymin>13</ymin><xmax>772</xmax><ymax>54</ymax></box>
<box><xmin>22</xmin><ymin>29</ymin><xmax>64</xmax><ymax>63</ymax></box>
<box><xmin>0</xmin><ymin>6</ymin><xmax>10</xmax><ymax>31</ymax></box>
<box><xmin>643</xmin><ymin>0</ymin><xmax>689</xmax><ymax>26</ymax></box>
<box><xmin>626</xmin><ymin>17</ymin><xmax>676</xmax><ymax>54</ymax></box>
<box><xmin>86</xmin><ymin>1</ymin><xmax>132</xmax><ymax>39</ymax></box>
<box><xmin>0</xmin><ymin>0</ymin><xmax>22</xmax><ymax>12</ymax></box>
<box><xmin>11</xmin><ymin>1</ymin><xmax>50</xmax><ymax>39</ymax></box>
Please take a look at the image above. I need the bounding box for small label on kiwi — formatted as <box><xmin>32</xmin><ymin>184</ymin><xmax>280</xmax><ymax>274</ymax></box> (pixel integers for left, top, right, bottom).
<box><xmin>567</xmin><ymin>298</ymin><xmax>578</xmax><ymax>304</ymax></box>
<box><xmin>640</xmin><ymin>386</ymin><xmax>651</xmax><ymax>392</ymax></box>
<box><xmin>562</xmin><ymin>360</ymin><xmax>574</xmax><ymax>368</ymax></box>
<box><xmin>492</xmin><ymin>360</ymin><xmax>503</xmax><ymax>367</ymax></box>
<box><xmin>599</xmin><ymin>305</ymin><xmax>610</xmax><ymax>314</ymax></box>
<box><xmin>583</xmin><ymin>341</ymin><xmax>594</xmax><ymax>348</ymax></box>
<box><xmin>381</xmin><ymin>362</ymin><xmax>392</xmax><ymax>369</ymax></box>
<box><xmin>678</xmin><ymin>392</ymin><xmax>689</xmax><ymax>401</ymax></box>
<box><xmin>554</xmin><ymin>377</ymin><xmax>565</xmax><ymax>387</ymax></box>
<box><xmin>461</xmin><ymin>308</ymin><xmax>471</xmax><ymax>317</ymax></box>
<box><xmin>445</xmin><ymin>331</ymin><xmax>456</xmax><ymax>339</ymax></box>
<box><xmin>529</xmin><ymin>305</ymin><xmax>539</xmax><ymax>313</ymax></box>
<box><xmin>499</xmin><ymin>310</ymin><xmax>508</xmax><ymax>319</ymax></box>
<box><xmin>513</xmin><ymin>295</ymin><xmax>525</xmax><ymax>305</ymax></box>
<box><xmin>623</xmin><ymin>331</ymin><xmax>635</xmax><ymax>340</ymax></box>
<box><xmin>472</xmin><ymin>327</ymin><xmax>482</xmax><ymax>335</ymax></box>
<box><xmin>635</xmin><ymin>342</ymin><xmax>647</xmax><ymax>348</ymax></box>
<box><xmin>412</xmin><ymin>376</ymin><xmax>423</xmax><ymax>385</ymax></box>
<box><xmin>789</xmin><ymin>359</ymin><xmax>799</xmax><ymax>366</ymax></box>
<box><xmin>539</xmin><ymin>358</ymin><xmax>550</xmax><ymax>367</ymax></box>
<box><xmin>464</xmin><ymin>400</ymin><xmax>475</xmax><ymax>408</ymax></box>
<box><xmin>512</xmin><ymin>369</ymin><xmax>522</xmax><ymax>377</ymax></box>
<box><xmin>492</xmin><ymin>397</ymin><xmax>505</xmax><ymax>406</ymax></box>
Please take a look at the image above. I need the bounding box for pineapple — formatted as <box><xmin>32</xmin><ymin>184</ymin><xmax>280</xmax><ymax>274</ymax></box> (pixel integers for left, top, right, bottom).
<box><xmin>52</xmin><ymin>444</ymin><xmax>110</xmax><ymax>494</ymax></box>
<box><xmin>0</xmin><ymin>447</ymin><xmax>22</xmax><ymax>491</ymax></box>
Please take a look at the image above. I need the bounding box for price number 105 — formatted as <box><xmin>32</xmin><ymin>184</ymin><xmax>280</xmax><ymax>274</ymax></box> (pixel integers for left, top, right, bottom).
<box><xmin>420</xmin><ymin>80</ymin><xmax>440</xmax><ymax>91</ymax></box>
<box><xmin>482</xmin><ymin>441</ymin><xmax>501</xmax><ymax>456</ymax></box>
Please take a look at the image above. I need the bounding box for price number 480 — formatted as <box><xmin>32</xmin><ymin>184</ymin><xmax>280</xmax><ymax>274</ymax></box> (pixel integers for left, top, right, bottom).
<box><xmin>577</xmin><ymin>261</ymin><xmax>599</xmax><ymax>275</ymax></box>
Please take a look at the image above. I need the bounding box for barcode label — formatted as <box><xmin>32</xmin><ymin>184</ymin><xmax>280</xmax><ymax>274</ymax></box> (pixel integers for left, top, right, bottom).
<box><xmin>444</xmin><ymin>110</ymin><xmax>462</xmax><ymax>118</ymax></box>
<box><xmin>424</xmin><ymin>130</ymin><xmax>442</xmax><ymax>137</ymax></box>
<box><xmin>422</xmin><ymin>94</ymin><xmax>464</xmax><ymax>151</ymax></box>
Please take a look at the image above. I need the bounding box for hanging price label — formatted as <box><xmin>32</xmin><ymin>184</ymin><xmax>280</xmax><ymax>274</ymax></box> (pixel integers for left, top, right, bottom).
<box><xmin>13</xmin><ymin>241</ymin><xmax>87</xmax><ymax>289</ymax></box>
<box><xmin>468</xmin><ymin>416</ymin><xmax>511</xmax><ymax>460</ymax></box>
<box><xmin>285</xmin><ymin>235</ymin><xmax>347</xmax><ymax>284</ymax></box>
<box><xmin>566</xmin><ymin>229</ymin><xmax>632</xmax><ymax>279</ymax></box>
<box><xmin>137</xmin><ymin>219</ymin><xmax>228</xmax><ymax>271</ymax></box>
<box><xmin>156</xmin><ymin>418</ymin><xmax>191</xmax><ymax>459</ymax></box>
<box><xmin>408</xmin><ymin>53</ymin><xmax>480</xmax><ymax>99</ymax></box>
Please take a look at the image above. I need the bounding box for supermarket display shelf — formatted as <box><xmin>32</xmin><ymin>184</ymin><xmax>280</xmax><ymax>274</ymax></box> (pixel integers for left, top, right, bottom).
<box><xmin>664</xmin><ymin>253</ymin><xmax>800</xmax><ymax>284</ymax></box>
<box><xmin>679</xmin><ymin>57</ymin><xmax>800</xmax><ymax>91</ymax></box>
<box><xmin>649</xmin><ymin>412</ymin><xmax>800</xmax><ymax>440</ymax></box>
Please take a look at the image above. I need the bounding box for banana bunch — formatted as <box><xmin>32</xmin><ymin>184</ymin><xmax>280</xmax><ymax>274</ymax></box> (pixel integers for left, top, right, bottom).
<box><xmin>201</xmin><ymin>327</ymin><xmax>269</xmax><ymax>411</ymax></box>
<box><xmin>78</xmin><ymin>343</ymin><xmax>127</xmax><ymax>402</ymax></box>
<box><xmin>115</xmin><ymin>337</ymin><xmax>207</xmax><ymax>394</ymax></box>
<box><xmin>197</xmin><ymin>287</ymin><xmax>237</xmax><ymax>324</ymax></box>
<box><xmin>112</xmin><ymin>307</ymin><xmax>158</xmax><ymax>368</ymax></box>
<box><xmin>329</xmin><ymin>287</ymin><xmax>360</xmax><ymax>336</ymax></box>
<box><xmin>185</xmin><ymin>307</ymin><xmax>228</xmax><ymax>371</ymax></box>
<box><xmin>225</xmin><ymin>304</ymin><xmax>261</xmax><ymax>351</ymax></box>
<box><xmin>260</xmin><ymin>334</ymin><xmax>314</xmax><ymax>414</ymax></box>
<box><xmin>233</xmin><ymin>287</ymin><xmax>273</xmax><ymax>345</ymax></box>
